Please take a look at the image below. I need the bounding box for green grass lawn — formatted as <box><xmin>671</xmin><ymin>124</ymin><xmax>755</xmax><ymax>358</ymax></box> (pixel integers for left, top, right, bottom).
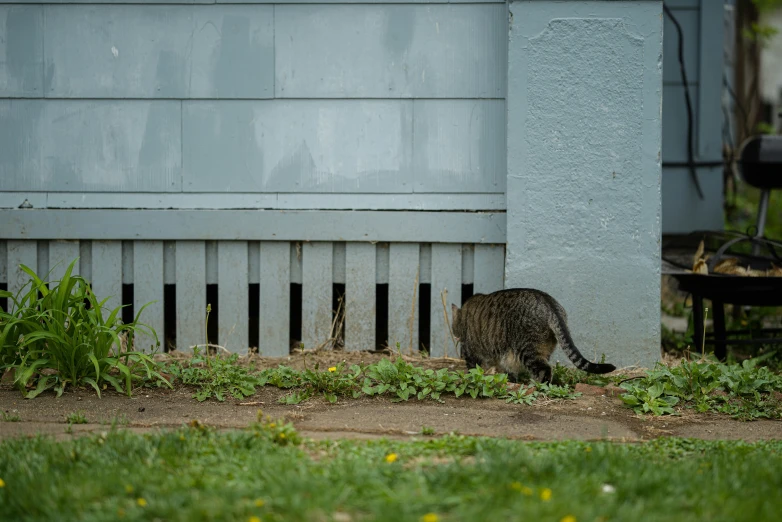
<box><xmin>1</xmin><ymin>421</ymin><xmax>780</xmax><ymax>522</ymax></box>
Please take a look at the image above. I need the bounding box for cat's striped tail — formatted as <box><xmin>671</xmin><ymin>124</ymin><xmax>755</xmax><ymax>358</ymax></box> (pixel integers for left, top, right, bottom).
<box><xmin>548</xmin><ymin>307</ymin><xmax>616</xmax><ymax>374</ymax></box>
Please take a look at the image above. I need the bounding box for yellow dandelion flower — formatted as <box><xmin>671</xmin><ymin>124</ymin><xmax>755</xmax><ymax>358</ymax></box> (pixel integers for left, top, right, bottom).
<box><xmin>521</xmin><ymin>486</ymin><xmax>533</xmax><ymax>496</ymax></box>
<box><xmin>179</xmin><ymin>435</ymin><xmax>186</xmax><ymax>441</ymax></box>
<box><xmin>136</xmin><ymin>498</ymin><xmax>147</xmax><ymax>507</ymax></box>
<box><xmin>0</xmin><ymin>478</ymin><xmax>5</xmax><ymax>488</ymax></box>
<box><xmin>510</xmin><ymin>481</ymin><xmax>523</xmax><ymax>491</ymax></box>
<box><xmin>585</xmin><ymin>446</ymin><xmax>592</xmax><ymax>452</ymax></box>
<box><xmin>385</xmin><ymin>453</ymin><xmax>398</xmax><ymax>463</ymax></box>
<box><xmin>561</xmin><ymin>516</ymin><xmax>576</xmax><ymax>522</ymax></box>
<box><xmin>249</xmin><ymin>517</ymin><xmax>262</xmax><ymax>522</ymax></box>
<box><xmin>328</xmin><ymin>367</ymin><xmax>337</xmax><ymax>372</ymax></box>
<box><xmin>420</xmin><ymin>513</ymin><xmax>439</xmax><ymax>522</ymax></box>
<box><xmin>279</xmin><ymin>433</ymin><xmax>286</xmax><ymax>439</ymax></box>
<box><xmin>125</xmin><ymin>485</ymin><xmax>134</xmax><ymax>494</ymax></box>
<box><xmin>540</xmin><ymin>488</ymin><xmax>552</xmax><ymax>501</ymax></box>
<box><xmin>254</xmin><ymin>498</ymin><xmax>265</xmax><ymax>508</ymax></box>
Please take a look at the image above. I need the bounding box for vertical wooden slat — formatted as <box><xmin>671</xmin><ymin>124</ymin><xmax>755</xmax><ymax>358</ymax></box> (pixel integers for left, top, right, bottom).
<box><xmin>6</xmin><ymin>240</ymin><xmax>37</xmax><ymax>306</ymax></box>
<box><xmin>133</xmin><ymin>241</ymin><xmax>164</xmax><ymax>352</ymax></box>
<box><xmin>175</xmin><ymin>241</ymin><xmax>206</xmax><ymax>352</ymax></box>
<box><xmin>218</xmin><ymin>241</ymin><xmax>249</xmax><ymax>353</ymax></box>
<box><xmin>388</xmin><ymin>243</ymin><xmax>419</xmax><ymax>353</ymax></box>
<box><xmin>429</xmin><ymin>244</ymin><xmax>462</xmax><ymax>358</ymax></box>
<box><xmin>345</xmin><ymin>243</ymin><xmax>376</xmax><ymax>352</ymax></box>
<box><xmin>163</xmin><ymin>241</ymin><xmax>176</xmax><ymax>285</ymax></box>
<box><xmin>248</xmin><ymin>242</ymin><xmax>261</xmax><ymax>285</ymax></box>
<box><xmin>461</xmin><ymin>244</ymin><xmax>475</xmax><ymax>285</ymax></box>
<box><xmin>37</xmin><ymin>241</ymin><xmax>49</xmax><ymax>282</ymax></box>
<box><xmin>49</xmin><ymin>240</ymin><xmax>80</xmax><ymax>283</ymax></box>
<box><xmin>79</xmin><ymin>240</ymin><xmax>93</xmax><ymax>284</ymax></box>
<box><xmin>259</xmin><ymin>241</ymin><xmax>290</xmax><ymax>356</ymax></box>
<box><xmin>0</xmin><ymin>241</ymin><xmax>7</xmax><ymax>285</ymax></box>
<box><xmin>205</xmin><ymin>241</ymin><xmax>218</xmax><ymax>285</ymax></box>
<box><xmin>332</xmin><ymin>242</ymin><xmax>346</xmax><ymax>284</ymax></box>
<box><xmin>301</xmin><ymin>242</ymin><xmax>333</xmax><ymax>349</ymax></box>
<box><xmin>91</xmin><ymin>241</ymin><xmax>123</xmax><ymax>315</ymax></box>
<box><xmin>122</xmin><ymin>241</ymin><xmax>134</xmax><ymax>284</ymax></box>
<box><xmin>474</xmin><ymin>244</ymin><xmax>505</xmax><ymax>294</ymax></box>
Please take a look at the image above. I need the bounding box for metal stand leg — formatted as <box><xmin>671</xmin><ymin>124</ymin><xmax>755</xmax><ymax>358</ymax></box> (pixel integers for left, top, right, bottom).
<box><xmin>712</xmin><ymin>301</ymin><xmax>727</xmax><ymax>361</ymax></box>
<box><xmin>692</xmin><ymin>296</ymin><xmax>705</xmax><ymax>356</ymax></box>
<box><xmin>756</xmin><ymin>189</ymin><xmax>770</xmax><ymax>238</ymax></box>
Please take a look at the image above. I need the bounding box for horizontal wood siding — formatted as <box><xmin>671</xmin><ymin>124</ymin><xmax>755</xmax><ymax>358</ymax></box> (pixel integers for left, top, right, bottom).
<box><xmin>0</xmin><ymin>3</ymin><xmax>507</xmax><ymax>204</ymax></box>
<box><xmin>0</xmin><ymin>100</ymin><xmax>181</xmax><ymax>192</ymax></box>
<box><xmin>0</xmin><ymin>210</ymin><xmax>506</xmax><ymax>243</ymax></box>
<box><xmin>274</xmin><ymin>4</ymin><xmax>506</xmax><ymax>98</ymax></box>
<box><xmin>0</xmin><ymin>7</ymin><xmax>43</xmax><ymax>97</ymax></box>
<box><xmin>43</xmin><ymin>5</ymin><xmax>274</xmax><ymax>99</ymax></box>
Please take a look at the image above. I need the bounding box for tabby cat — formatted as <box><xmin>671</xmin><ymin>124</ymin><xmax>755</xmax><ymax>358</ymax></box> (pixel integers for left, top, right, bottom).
<box><xmin>451</xmin><ymin>288</ymin><xmax>616</xmax><ymax>383</ymax></box>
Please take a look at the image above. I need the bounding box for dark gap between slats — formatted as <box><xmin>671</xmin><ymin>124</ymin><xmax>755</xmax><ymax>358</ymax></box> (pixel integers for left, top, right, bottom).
<box><xmin>249</xmin><ymin>283</ymin><xmax>260</xmax><ymax>352</ymax></box>
<box><xmin>206</xmin><ymin>284</ymin><xmax>218</xmax><ymax>347</ymax></box>
<box><xmin>332</xmin><ymin>283</ymin><xmax>346</xmax><ymax>349</ymax></box>
<box><xmin>376</xmin><ymin>284</ymin><xmax>389</xmax><ymax>351</ymax></box>
<box><xmin>163</xmin><ymin>284</ymin><xmax>176</xmax><ymax>352</ymax></box>
<box><xmin>419</xmin><ymin>283</ymin><xmax>431</xmax><ymax>354</ymax></box>
<box><xmin>462</xmin><ymin>283</ymin><xmax>474</xmax><ymax>304</ymax></box>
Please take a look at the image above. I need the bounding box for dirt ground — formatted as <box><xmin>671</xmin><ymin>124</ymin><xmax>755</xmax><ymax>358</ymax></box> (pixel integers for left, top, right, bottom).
<box><xmin>1</xmin><ymin>351</ymin><xmax>780</xmax><ymax>442</ymax></box>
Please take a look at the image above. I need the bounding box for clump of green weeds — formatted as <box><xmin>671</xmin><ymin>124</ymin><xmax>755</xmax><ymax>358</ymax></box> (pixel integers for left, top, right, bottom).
<box><xmin>0</xmin><ymin>259</ymin><xmax>171</xmax><ymax>398</ymax></box>
<box><xmin>1</xmin><ymin>410</ymin><xmax>20</xmax><ymax>422</ymax></box>
<box><xmin>259</xmin><ymin>357</ymin><xmax>584</xmax><ymax>406</ymax></box>
<box><xmin>266</xmin><ymin>358</ymin><xmax>512</xmax><ymax>405</ymax></box>
<box><xmin>163</xmin><ymin>305</ymin><xmax>266</xmax><ymax>402</ymax></box>
<box><xmin>66</xmin><ymin>411</ymin><xmax>88</xmax><ymax>425</ymax></box>
<box><xmin>165</xmin><ymin>350</ymin><xmax>265</xmax><ymax>402</ymax></box>
<box><xmin>505</xmin><ymin>382</ymin><xmax>582</xmax><ymax>405</ymax></box>
<box><xmin>253</xmin><ymin>411</ymin><xmax>301</xmax><ymax>446</ymax></box>
<box><xmin>620</xmin><ymin>354</ymin><xmax>782</xmax><ymax>420</ymax></box>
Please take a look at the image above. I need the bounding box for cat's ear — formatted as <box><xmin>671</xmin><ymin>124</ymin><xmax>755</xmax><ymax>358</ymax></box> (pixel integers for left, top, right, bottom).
<box><xmin>451</xmin><ymin>303</ymin><xmax>459</xmax><ymax>314</ymax></box>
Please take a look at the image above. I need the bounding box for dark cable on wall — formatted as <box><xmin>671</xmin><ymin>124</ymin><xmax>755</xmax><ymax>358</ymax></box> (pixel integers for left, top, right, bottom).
<box><xmin>663</xmin><ymin>3</ymin><xmax>704</xmax><ymax>200</ymax></box>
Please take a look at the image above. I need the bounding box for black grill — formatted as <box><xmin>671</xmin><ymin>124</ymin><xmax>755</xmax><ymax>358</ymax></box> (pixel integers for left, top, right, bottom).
<box><xmin>661</xmin><ymin>135</ymin><xmax>782</xmax><ymax>359</ymax></box>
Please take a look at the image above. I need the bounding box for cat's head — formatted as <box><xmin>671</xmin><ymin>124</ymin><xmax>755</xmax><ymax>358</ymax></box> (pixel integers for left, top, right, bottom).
<box><xmin>450</xmin><ymin>303</ymin><xmax>463</xmax><ymax>341</ymax></box>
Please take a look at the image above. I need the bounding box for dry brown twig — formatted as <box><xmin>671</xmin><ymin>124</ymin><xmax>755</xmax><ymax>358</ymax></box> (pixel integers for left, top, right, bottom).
<box><xmin>312</xmin><ymin>295</ymin><xmax>346</xmax><ymax>352</ymax></box>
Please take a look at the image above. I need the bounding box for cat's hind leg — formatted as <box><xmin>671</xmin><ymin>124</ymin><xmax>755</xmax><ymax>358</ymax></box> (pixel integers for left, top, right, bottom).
<box><xmin>509</xmin><ymin>341</ymin><xmax>553</xmax><ymax>384</ymax></box>
<box><xmin>499</xmin><ymin>351</ymin><xmax>525</xmax><ymax>383</ymax></box>
<box><xmin>525</xmin><ymin>357</ymin><xmax>553</xmax><ymax>384</ymax></box>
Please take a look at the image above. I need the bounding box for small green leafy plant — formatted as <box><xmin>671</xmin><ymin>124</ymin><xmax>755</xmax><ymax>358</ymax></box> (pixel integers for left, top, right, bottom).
<box><xmin>505</xmin><ymin>382</ymin><xmax>582</xmax><ymax>405</ymax></box>
<box><xmin>0</xmin><ymin>259</ymin><xmax>171</xmax><ymax>398</ymax></box>
<box><xmin>253</xmin><ymin>411</ymin><xmax>302</xmax><ymax>446</ymax></box>
<box><xmin>165</xmin><ymin>350</ymin><xmax>265</xmax><ymax>402</ymax></box>
<box><xmin>265</xmin><ymin>358</ymin><xmax>511</xmax><ymax>405</ymax></box>
<box><xmin>1</xmin><ymin>410</ymin><xmax>20</xmax><ymax>422</ymax></box>
<box><xmin>620</xmin><ymin>355</ymin><xmax>782</xmax><ymax>420</ymax></box>
<box><xmin>163</xmin><ymin>305</ymin><xmax>267</xmax><ymax>402</ymax></box>
<box><xmin>66</xmin><ymin>411</ymin><xmax>88</xmax><ymax>425</ymax></box>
